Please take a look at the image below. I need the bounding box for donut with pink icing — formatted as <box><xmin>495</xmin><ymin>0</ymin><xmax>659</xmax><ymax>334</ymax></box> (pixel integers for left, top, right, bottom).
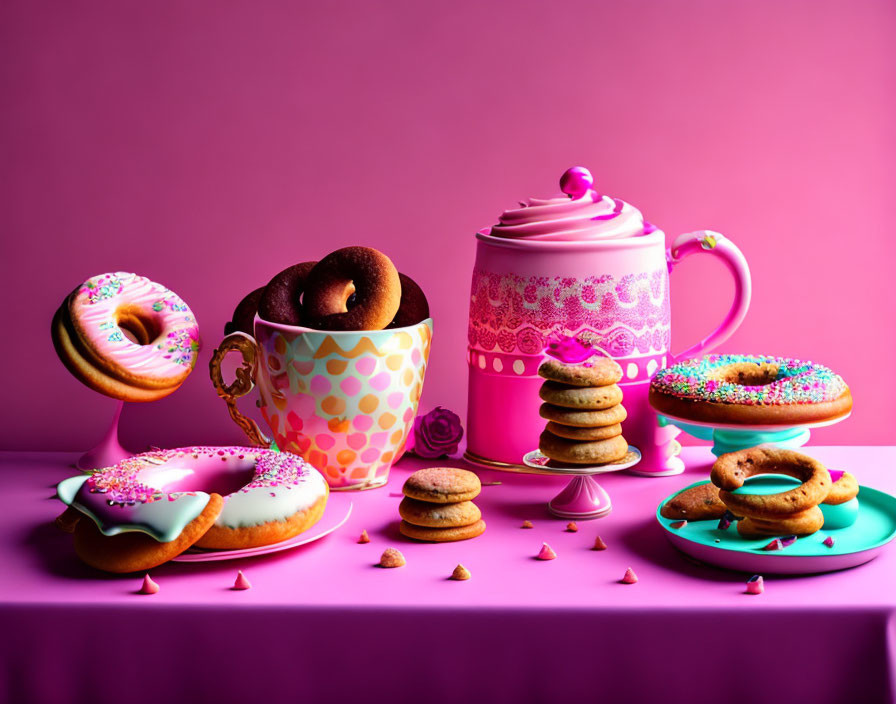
<box><xmin>57</xmin><ymin>446</ymin><xmax>329</xmax><ymax>570</ymax></box>
<box><xmin>51</xmin><ymin>272</ymin><xmax>200</xmax><ymax>402</ymax></box>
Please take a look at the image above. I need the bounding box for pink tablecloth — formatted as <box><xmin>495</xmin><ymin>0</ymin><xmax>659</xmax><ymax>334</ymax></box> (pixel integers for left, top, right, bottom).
<box><xmin>1</xmin><ymin>446</ymin><xmax>895</xmax><ymax>704</ymax></box>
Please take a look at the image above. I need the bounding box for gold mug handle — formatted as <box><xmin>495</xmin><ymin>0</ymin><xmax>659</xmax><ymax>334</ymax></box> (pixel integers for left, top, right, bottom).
<box><xmin>208</xmin><ymin>332</ymin><xmax>272</xmax><ymax>447</ymax></box>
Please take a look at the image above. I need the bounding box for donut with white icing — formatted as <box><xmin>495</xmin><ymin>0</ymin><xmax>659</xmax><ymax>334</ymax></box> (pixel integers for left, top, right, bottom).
<box><xmin>56</xmin><ymin>446</ymin><xmax>330</xmax><ymax>571</ymax></box>
<box><xmin>51</xmin><ymin>272</ymin><xmax>200</xmax><ymax>402</ymax></box>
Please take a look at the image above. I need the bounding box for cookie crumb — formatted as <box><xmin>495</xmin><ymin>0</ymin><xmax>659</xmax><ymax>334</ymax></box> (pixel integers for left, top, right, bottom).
<box><xmin>592</xmin><ymin>535</ymin><xmax>607</xmax><ymax>550</ymax></box>
<box><xmin>521</xmin><ymin>520</ymin><xmax>534</xmax><ymax>529</ymax></box>
<box><xmin>379</xmin><ymin>547</ymin><xmax>406</xmax><ymax>568</ymax></box>
<box><xmin>536</xmin><ymin>542</ymin><xmax>557</xmax><ymax>560</ymax></box>
<box><xmin>450</xmin><ymin>564</ymin><xmax>471</xmax><ymax>581</ymax></box>
<box><xmin>566</xmin><ymin>521</ymin><xmax>578</xmax><ymax>533</ymax></box>
<box><xmin>823</xmin><ymin>535</ymin><xmax>835</xmax><ymax>547</ymax></box>
<box><xmin>746</xmin><ymin>574</ymin><xmax>764</xmax><ymax>595</ymax></box>
<box><xmin>232</xmin><ymin>570</ymin><xmax>252</xmax><ymax>590</ymax></box>
<box><xmin>620</xmin><ymin>567</ymin><xmax>638</xmax><ymax>584</ymax></box>
<box><xmin>138</xmin><ymin>574</ymin><xmax>159</xmax><ymax>595</ymax></box>
<box><xmin>358</xmin><ymin>530</ymin><xmax>370</xmax><ymax>544</ymax></box>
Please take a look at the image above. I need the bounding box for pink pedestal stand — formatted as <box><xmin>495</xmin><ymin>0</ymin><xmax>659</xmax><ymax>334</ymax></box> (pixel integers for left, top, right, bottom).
<box><xmin>76</xmin><ymin>400</ymin><xmax>132</xmax><ymax>471</ymax></box>
<box><xmin>522</xmin><ymin>447</ymin><xmax>642</xmax><ymax>520</ymax></box>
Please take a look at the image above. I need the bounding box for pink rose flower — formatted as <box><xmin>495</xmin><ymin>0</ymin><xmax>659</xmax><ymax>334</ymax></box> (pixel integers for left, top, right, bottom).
<box><xmin>408</xmin><ymin>407</ymin><xmax>464</xmax><ymax>459</ymax></box>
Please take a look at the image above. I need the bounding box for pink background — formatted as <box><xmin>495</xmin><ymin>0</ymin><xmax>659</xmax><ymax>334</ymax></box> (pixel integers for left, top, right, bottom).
<box><xmin>2</xmin><ymin>0</ymin><xmax>894</xmax><ymax>450</ymax></box>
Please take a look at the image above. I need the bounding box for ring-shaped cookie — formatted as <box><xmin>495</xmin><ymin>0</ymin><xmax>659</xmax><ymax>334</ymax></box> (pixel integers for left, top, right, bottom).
<box><xmin>823</xmin><ymin>470</ymin><xmax>859</xmax><ymax>505</ymax></box>
<box><xmin>302</xmin><ymin>247</ymin><xmax>401</xmax><ymax>331</ymax></box>
<box><xmin>711</xmin><ymin>447</ymin><xmax>831</xmax><ymax>518</ymax></box>
<box><xmin>736</xmin><ymin>506</ymin><xmax>825</xmax><ymax>538</ymax></box>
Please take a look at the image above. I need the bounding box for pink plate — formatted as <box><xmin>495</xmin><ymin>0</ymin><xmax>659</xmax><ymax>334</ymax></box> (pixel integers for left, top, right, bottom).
<box><xmin>173</xmin><ymin>493</ymin><xmax>352</xmax><ymax>563</ymax></box>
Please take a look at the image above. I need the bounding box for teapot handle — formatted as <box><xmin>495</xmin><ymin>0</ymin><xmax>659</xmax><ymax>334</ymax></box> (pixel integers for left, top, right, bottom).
<box><xmin>666</xmin><ymin>231</ymin><xmax>751</xmax><ymax>362</ymax></box>
<box><xmin>208</xmin><ymin>332</ymin><xmax>272</xmax><ymax>447</ymax></box>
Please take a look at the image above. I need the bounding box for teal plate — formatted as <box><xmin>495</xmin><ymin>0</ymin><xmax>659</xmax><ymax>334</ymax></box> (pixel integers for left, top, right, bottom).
<box><xmin>656</xmin><ymin>480</ymin><xmax>896</xmax><ymax>574</ymax></box>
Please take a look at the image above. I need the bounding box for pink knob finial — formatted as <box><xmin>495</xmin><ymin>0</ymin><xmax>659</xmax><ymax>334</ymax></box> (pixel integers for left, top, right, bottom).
<box><xmin>560</xmin><ymin>166</ymin><xmax>594</xmax><ymax>199</ymax></box>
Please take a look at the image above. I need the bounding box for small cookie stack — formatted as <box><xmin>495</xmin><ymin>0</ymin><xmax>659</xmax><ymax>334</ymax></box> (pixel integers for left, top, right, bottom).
<box><xmin>399</xmin><ymin>467</ymin><xmax>486</xmax><ymax>542</ymax></box>
<box><xmin>537</xmin><ymin>356</ymin><xmax>629</xmax><ymax>465</ymax></box>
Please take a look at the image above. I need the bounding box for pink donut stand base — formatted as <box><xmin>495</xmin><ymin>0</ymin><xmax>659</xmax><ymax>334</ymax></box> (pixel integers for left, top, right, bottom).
<box><xmin>76</xmin><ymin>400</ymin><xmax>132</xmax><ymax>471</ymax></box>
<box><xmin>521</xmin><ymin>446</ymin><xmax>642</xmax><ymax>520</ymax></box>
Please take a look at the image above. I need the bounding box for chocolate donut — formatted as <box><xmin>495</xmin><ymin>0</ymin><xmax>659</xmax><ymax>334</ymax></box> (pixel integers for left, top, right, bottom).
<box><xmin>257</xmin><ymin>261</ymin><xmax>317</xmax><ymax>326</ymax></box>
<box><xmin>302</xmin><ymin>247</ymin><xmax>401</xmax><ymax>331</ymax></box>
<box><xmin>224</xmin><ymin>287</ymin><xmax>264</xmax><ymax>336</ymax></box>
<box><xmin>389</xmin><ymin>273</ymin><xmax>430</xmax><ymax>328</ymax></box>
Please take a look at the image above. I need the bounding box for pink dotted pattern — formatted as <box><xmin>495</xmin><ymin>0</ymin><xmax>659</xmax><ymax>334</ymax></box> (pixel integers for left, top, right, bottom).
<box><xmin>255</xmin><ymin>322</ymin><xmax>432</xmax><ymax>488</ymax></box>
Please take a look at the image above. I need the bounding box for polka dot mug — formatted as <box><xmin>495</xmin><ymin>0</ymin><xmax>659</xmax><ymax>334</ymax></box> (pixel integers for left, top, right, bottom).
<box><xmin>210</xmin><ymin>317</ymin><xmax>433</xmax><ymax>489</ymax></box>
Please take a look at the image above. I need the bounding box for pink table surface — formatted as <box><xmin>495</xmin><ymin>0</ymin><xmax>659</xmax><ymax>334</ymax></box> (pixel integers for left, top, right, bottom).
<box><xmin>2</xmin><ymin>446</ymin><xmax>895</xmax><ymax>704</ymax></box>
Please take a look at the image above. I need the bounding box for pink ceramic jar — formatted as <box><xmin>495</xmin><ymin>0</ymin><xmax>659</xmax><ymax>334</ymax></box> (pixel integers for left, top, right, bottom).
<box><xmin>465</xmin><ymin>167</ymin><xmax>751</xmax><ymax>476</ymax></box>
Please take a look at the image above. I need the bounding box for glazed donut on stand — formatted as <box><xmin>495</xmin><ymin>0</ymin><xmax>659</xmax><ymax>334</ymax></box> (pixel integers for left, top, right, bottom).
<box><xmin>649</xmin><ymin>354</ymin><xmax>852</xmax><ymax>456</ymax></box>
<box><xmin>51</xmin><ymin>272</ymin><xmax>200</xmax><ymax>469</ymax></box>
<box><xmin>56</xmin><ymin>446</ymin><xmax>329</xmax><ymax>571</ymax></box>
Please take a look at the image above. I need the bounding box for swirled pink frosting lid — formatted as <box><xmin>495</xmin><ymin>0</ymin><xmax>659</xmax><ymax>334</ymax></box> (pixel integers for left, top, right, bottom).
<box><xmin>489</xmin><ymin>166</ymin><xmax>650</xmax><ymax>241</ymax></box>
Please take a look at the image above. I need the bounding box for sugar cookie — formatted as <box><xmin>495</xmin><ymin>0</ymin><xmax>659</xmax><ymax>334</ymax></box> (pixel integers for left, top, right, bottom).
<box><xmin>538</xmin><ymin>431</ymin><xmax>627</xmax><ymax>465</ymax></box>
<box><xmin>539</xmin><ymin>381</ymin><xmax>623</xmax><ymax>410</ymax></box>
<box><xmin>402</xmin><ymin>467</ymin><xmax>481</xmax><ymax>504</ymax></box>
<box><xmin>398</xmin><ymin>497</ymin><xmax>481</xmax><ymax>528</ymax></box>
<box><xmin>544</xmin><ymin>421</ymin><xmax>622</xmax><ymax>441</ymax></box>
<box><xmin>539</xmin><ymin>403</ymin><xmax>627</xmax><ymax>428</ymax></box>
<box><xmin>537</xmin><ymin>357</ymin><xmax>623</xmax><ymax>387</ymax></box>
<box><xmin>400</xmin><ymin>519</ymin><xmax>486</xmax><ymax>542</ymax></box>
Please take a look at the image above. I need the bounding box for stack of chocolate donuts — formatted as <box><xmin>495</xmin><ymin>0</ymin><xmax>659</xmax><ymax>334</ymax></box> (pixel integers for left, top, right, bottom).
<box><xmin>537</xmin><ymin>356</ymin><xmax>629</xmax><ymax>465</ymax></box>
<box><xmin>225</xmin><ymin>246</ymin><xmax>429</xmax><ymax>334</ymax></box>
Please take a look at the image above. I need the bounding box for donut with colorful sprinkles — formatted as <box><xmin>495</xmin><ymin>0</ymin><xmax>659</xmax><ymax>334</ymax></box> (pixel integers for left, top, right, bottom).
<box><xmin>51</xmin><ymin>272</ymin><xmax>200</xmax><ymax>402</ymax></box>
<box><xmin>56</xmin><ymin>446</ymin><xmax>329</xmax><ymax>571</ymax></box>
<box><xmin>649</xmin><ymin>355</ymin><xmax>852</xmax><ymax>425</ymax></box>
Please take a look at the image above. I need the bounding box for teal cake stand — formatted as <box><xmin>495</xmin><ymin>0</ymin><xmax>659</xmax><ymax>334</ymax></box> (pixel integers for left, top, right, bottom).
<box><xmin>657</xmin><ymin>412</ymin><xmax>850</xmax><ymax>457</ymax></box>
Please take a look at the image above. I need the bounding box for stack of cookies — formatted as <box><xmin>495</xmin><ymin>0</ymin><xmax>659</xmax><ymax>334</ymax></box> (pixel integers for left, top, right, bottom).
<box><xmin>537</xmin><ymin>356</ymin><xmax>629</xmax><ymax>465</ymax></box>
<box><xmin>399</xmin><ymin>467</ymin><xmax>486</xmax><ymax>542</ymax></box>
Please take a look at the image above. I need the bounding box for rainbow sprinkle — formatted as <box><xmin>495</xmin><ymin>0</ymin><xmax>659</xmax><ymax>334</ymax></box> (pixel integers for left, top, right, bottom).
<box><xmin>162</xmin><ymin>327</ymin><xmax>200</xmax><ymax>366</ymax></box>
<box><xmin>80</xmin><ymin>274</ymin><xmax>123</xmax><ymax>304</ymax></box>
<box><xmin>650</xmin><ymin>354</ymin><xmax>847</xmax><ymax>406</ymax></box>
